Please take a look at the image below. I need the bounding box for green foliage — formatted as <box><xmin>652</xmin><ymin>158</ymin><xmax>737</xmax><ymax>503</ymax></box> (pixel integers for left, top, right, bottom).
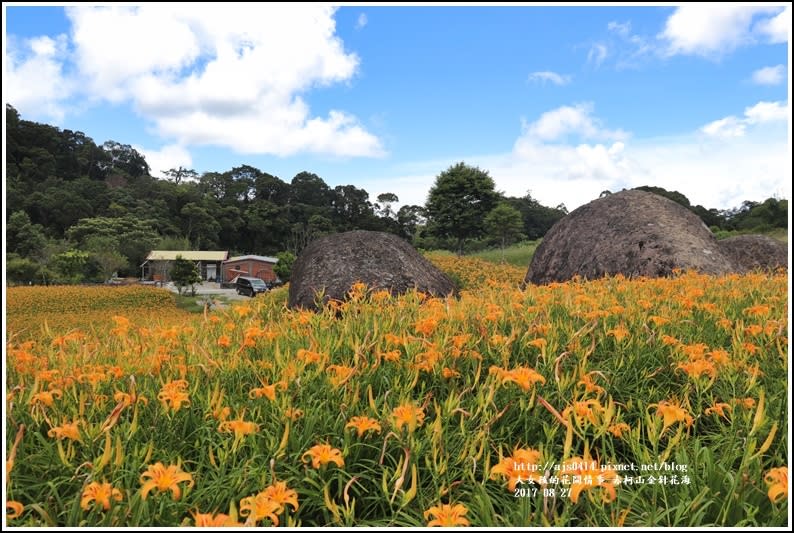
<box><xmin>51</xmin><ymin>249</ymin><xmax>91</xmax><ymax>284</ymax></box>
<box><xmin>5</xmin><ymin>254</ymin><xmax>43</xmax><ymax>285</ymax></box>
<box><xmin>273</xmin><ymin>251</ymin><xmax>296</xmax><ymax>281</ymax></box>
<box><xmin>83</xmin><ymin>235</ymin><xmax>129</xmax><ymax>282</ymax></box>
<box><xmin>484</xmin><ymin>203</ymin><xmax>526</xmax><ymax>259</ymax></box>
<box><xmin>6</xmin><ymin>210</ymin><xmax>48</xmax><ymax>258</ymax></box>
<box><xmin>170</xmin><ymin>255</ymin><xmax>202</xmax><ymax>296</ymax></box>
<box><xmin>425</xmin><ymin>162</ymin><xmax>500</xmax><ymax>253</ymax></box>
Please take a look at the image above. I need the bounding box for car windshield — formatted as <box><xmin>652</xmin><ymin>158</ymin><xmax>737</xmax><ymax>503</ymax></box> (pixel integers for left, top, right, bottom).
<box><xmin>250</xmin><ymin>279</ymin><xmax>267</xmax><ymax>287</ymax></box>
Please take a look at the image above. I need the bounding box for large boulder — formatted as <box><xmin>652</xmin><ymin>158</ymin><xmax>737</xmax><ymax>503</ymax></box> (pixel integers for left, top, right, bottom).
<box><xmin>525</xmin><ymin>190</ymin><xmax>736</xmax><ymax>285</ymax></box>
<box><xmin>288</xmin><ymin>230</ymin><xmax>457</xmax><ymax>310</ymax></box>
<box><xmin>718</xmin><ymin>235</ymin><xmax>788</xmax><ymax>273</ymax></box>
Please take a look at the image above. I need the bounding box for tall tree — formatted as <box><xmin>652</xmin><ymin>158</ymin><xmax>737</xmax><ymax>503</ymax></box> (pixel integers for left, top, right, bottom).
<box><xmin>425</xmin><ymin>162</ymin><xmax>499</xmax><ymax>253</ymax></box>
<box><xmin>484</xmin><ymin>203</ymin><xmax>525</xmax><ymax>261</ymax></box>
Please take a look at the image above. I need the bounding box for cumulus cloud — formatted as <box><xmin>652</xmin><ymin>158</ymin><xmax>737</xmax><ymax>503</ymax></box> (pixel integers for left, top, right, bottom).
<box><xmin>754</xmin><ymin>5</ymin><xmax>790</xmax><ymax>43</ymax></box>
<box><xmin>356</xmin><ymin>13</ymin><xmax>368</xmax><ymax>29</ymax></box>
<box><xmin>386</xmin><ymin>102</ymin><xmax>789</xmax><ymax>212</ymax></box>
<box><xmin>136</xmin><ymin>144</ymin><xmax>194</xmax><ymax>179</ymax></box>
<box><xmin>528</xmin><ymin>71</ymin><xmax>571</xmax><ymax>85</ymax></box>
<box><xmin>701</xmin><ymin>100</ymin><xmax>788</xmax><ymax>138</ymax></box>
<box><xmin>659</xmin><ymin>6</ymin><xmax>788</xmax><ymax>58</ymax></box>
<box><xmin>5</xmin><ymin>34</ymin><xmax>74</xmax><ymax>121</ymax></box>
<box><xmin>520</xmin><ymin>103</ymin><xmax>627</xmax><ymax>143</ymax></box>
<box><xmin>7</xmin><ymin>5</ymin><xmax>383</xmax><ymax>157</ymax></box>
<box><xmin>751</xmin><ymin>64</ymin><xmax>785</xmax><ymax>85</ymax></box>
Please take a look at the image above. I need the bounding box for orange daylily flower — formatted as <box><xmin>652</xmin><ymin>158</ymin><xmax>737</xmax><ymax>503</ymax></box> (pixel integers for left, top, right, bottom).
<box><xmin>285</xmin><ymin>407</ymin><xmax>304</xmax><ymax>420</ymax></box>
<box><xmin>607</xmin><ymin>325</ymin><xmax>629</xmax><ymax>342</ymax></box>
<box><xmin>302</xmin><ymin>444</ymin><xmax>345</xmax><ymax>469</ymax></box>
<box><xmin>48</xmin><ymin>420</ymin><xmax>81</xmax><ymax>442</ymax></box>
<box><xmin>327</xmin><ymin>365</ymin><xmax>356</xmax><ymax>387</ymax></box>
<box><xmin>218</xmin><ymin>414</ymin><xmax>259</xmax><ymax>439</ymax></box>
<box><xmin>249</xmin><ymin>382</ymin><xmax>283</xmax><ymax>401</ymax></box>
<box><xmin>392</xmin><ymin>402</ymin><xmax>426</xmax><ymax>433</ymax></box>
<box><xmin>608</xmin><ymin>423</ymin><xmax>630</xmax><ymax>438</ymax></box>
<box><xmin>240</xmin><ymin>493</ymin><xmax>282</xmax><ymax>526</ymax></box>
<box><xmin>563</xmin><ymin>399</ymin><xmax>605</xmax><ymax>426</ymax></box>
<box><xmin>704</xmin><ymin>402</ymin><xmax>732</xmax><ymax>419</ymax></box>
<box><xmin>158</xmin><ymin>379</ymin><xmax>190</xmax><ymax>413</ymax></box>
<box><xmin>442</xmin><ymin>367</ymin><xmax>461</xmax><ymax>379</ymax></box>
<box><xmin>193</xmin><ymin>511</ymin><xmax>241</xmax><ymax>527</ymax></box>
<box><xmin>490</xmin><ymin>448</ymin><xmax>543</xmax><ymax>491</ymax></box>
<box><xmin>346</xmin><ymin>416</ymin><xmax>382</xmax><ymax>437</ymax></box>
<box><xmin>81</xmin><ymin>481</ymin><xmax>123</xmax><ymax>511</ymax></box>
<box><xmin>677</xmin><ymin>359</ymin><xmax>716</xmax><ymax>379</ymax></box>
<box><xmin>262</xmin><ymin>481</ymin><xmax>299</xmax><ymax>512</ymax></box>
<box><xmin>424</xmin><ymin>503</ymin><xmax>470</xmax><ymax>527</ymax></box>
<box><xmin>139</xmin><ymin>462</ymin><xmax>194</xmax><ymax>500</ymax></box>
<box><xmin>30</xmin><ymin>388</ymin><xmax>63</xmax><ymax>408</ymax></box>
<box><xmin>506</xmin><ymin>367</ymin><xmax>546</xmax><ymax>391</ymax></box>
<box><xmin>578</xmin><ymin>373</ymin><xmax>605</xmax><ymax>395</ymax></box>
<box><xmin>764</xmin><ymin>467</ymin><xmax>788</xmax><ymax>504</ymax></box>
<box><xmin>6</xmin><ymin>501</ymin><xmax>24</xmax><ymax>520</ymax></box>
<box><xmin>527</xmin><ymin>338</ymin><xmax>547</xmax><ymax>349</ymax></box>
<box><xmin>652</xmin><ymin>400</ymin><xmax>694</xmax><ymax>433</ymax></box>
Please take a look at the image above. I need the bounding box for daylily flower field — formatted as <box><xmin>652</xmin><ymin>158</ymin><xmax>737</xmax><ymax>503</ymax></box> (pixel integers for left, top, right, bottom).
<box><xmin>4</xmin><ymin>257</ymin><xmax>788</xmax><ymax>526</ymax></box>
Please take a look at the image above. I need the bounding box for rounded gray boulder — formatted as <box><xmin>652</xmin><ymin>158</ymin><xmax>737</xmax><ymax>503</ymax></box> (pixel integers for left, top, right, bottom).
<box><xmin>288</xmin><ymin>230</ymin><xmax>457</xmax><ymax>310</ymax></box>
<box><xmin>525</xmin><ymin>190</ymin><xmax>736</xmax><ymax>285</ymax></box>
<box><xmin>718</xmin><ymin>234</ymin><xmax>788</xmax><ymax>273</ymax></box>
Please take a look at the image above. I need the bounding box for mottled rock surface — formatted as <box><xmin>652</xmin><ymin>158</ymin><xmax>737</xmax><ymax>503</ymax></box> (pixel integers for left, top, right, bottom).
<box><xmin>718</xmin><ymin>234</ymin><xmax>788</xmax><ymax>273</ymax></box>
<box><xmin>289</xmin><ymin>230</ymin><xmax>457</xmax><ymax>310</ymax></box>
<box><xmin>526</xmin><ymin>190</ymin><xmax>736</xmax><ymax>285</ymax></box>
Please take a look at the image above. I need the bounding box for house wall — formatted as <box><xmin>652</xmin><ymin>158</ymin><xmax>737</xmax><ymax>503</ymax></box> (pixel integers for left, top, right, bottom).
<box><xmin>146</xmin><ymin>260</ymin><xmax>222</xmax><ymax>282</ymax></box>
<box><xmin>222</xmin><ymin>260</ymin><xmax>277</xmax><ymax>282</ymax></box>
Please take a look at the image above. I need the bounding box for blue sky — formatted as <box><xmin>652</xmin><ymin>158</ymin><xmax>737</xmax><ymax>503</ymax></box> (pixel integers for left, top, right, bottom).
<box><xmin>4</xmin><ymin>4</ymin><xmax>791</xmax><ymax>211</ymax></box>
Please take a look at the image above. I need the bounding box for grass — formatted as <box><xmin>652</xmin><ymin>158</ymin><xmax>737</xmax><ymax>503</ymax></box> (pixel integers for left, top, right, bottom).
<box><xmin>713</xmin><ymin>227</ymin><xmax>788</xmax><ymax>243</ymax></box>
<box><xmin>5</xmin><ymin>266</ymin><xmax>788</xmax><ymax>527</ymax></box>
<box><xmin>471</xmin><ymin>240</ymin><xmax>540</xmax><ymax>267</ymax></box>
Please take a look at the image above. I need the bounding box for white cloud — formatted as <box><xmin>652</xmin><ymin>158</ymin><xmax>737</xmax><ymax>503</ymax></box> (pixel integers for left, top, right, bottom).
<box><xmin>744</xmin><ymin>101</ymin><xmax>788</xmax><ymax>124</ymax></box>
<box><xmin>8</xmin><ymin>5</ymin><xmax>383</xmax><ymax>158</ymax></box>
<box><xmin>754</xmin><ymin>5</ymin><xmax>790</xmax><ymax>43</ymax></box>
<box><xmin>356</xmin><ymin>13</ymin><xmax>368</xmax><ymax>29</ymax></box>
<box><xmin>384</xmin><ymin>102</ymin><xmax>789</xmax><ymax>212</ymax></box>
<box><xmin>700</xmin><ymin>116</ymin><xmax>746</xmax><ymax>139</ymax></box>
<box><xmin>520</xmin><ymin>103</ymin><xmax>626</xmax><ymax>143</ymax></box>
<box><xmin>5</xmin><ymin>34</ymin><xmax>74</xmax><ymax>121</ymax></box>
<box><xmin>701</xmin><ymin>100</ymin><xmax>788</xmax><ymax>138</ymax></box>
<box><xmin>607</xmin><ymin>21</ymin><xmax>631</xmax><ymax>38</ymax></box>
<box><xmin>660</xmin><ymin>6</ymin><xmax>787</xmax><ymax>58</ymax></box>
<box><xmin>136</xmin><ymin>144</ymin><xmax>194</xmax><ymax>179</ymax></box>
<box><xmin>751</xmin><ymin>64</ymin><xmax>785</xmax><ymax>85</ymax></box>
<box><xmin>587</xmin><ymin>43</ymin><xmax>607</xmax><ymax>67</ymax></box>
<box><xmin>528</xmin><ymin>71</ymin><xmax>571</xmax><ymax>86</ymax></box>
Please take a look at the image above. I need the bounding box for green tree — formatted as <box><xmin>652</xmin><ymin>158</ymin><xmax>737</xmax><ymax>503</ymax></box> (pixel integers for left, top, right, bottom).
<box><xmin>425</xmin><ymin>162</ymin><xmax>499</xmax><ymax>253</ymax></box>
<box><xmin>396</xmin><ymin>205</ymin><xmax>425</xmax><ymax>241</ymax></box>
<box><xmin>484</xmin><ymin>203</ymin><xmax>526</xmax><ymax>260</ymax></box>
<box><xmin>51</xmin><ymin>249</ymin><xmax>91</xmax><ymax>284</ymax></box>
<box><xmin>83</xmin><ymin>235</ymin><xmax>128</xmax><ymax>282</ymax></box>
<box><xmin>6</xmin><ymin>211</ymin><xmax>48</xmax><ymax>258</ymax></box>
<box><xmin>170</xmin><ymin>255</ymin><xmax>202</xmax><ymax>296</ymax></box>
<box><xmin>273</xmin><ymin>251</ymin><xmax>296</xmax><ymax>282</ymax></box>
<box><xmin>6</xmin><ymin>254</ymin><xmax>42</xmax><ymax>285</ymax></box>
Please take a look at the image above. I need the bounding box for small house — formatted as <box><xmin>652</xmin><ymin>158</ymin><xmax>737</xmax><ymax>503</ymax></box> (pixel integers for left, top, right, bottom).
<box><xmin>222</xmin><ymin>255</ymin><xmax>279</xmax><ymax>283</ymax></box>
<box><xmin>141</xmin><ymin>251</ymin><xmax>229</xmax><ymax>282</ymax></box>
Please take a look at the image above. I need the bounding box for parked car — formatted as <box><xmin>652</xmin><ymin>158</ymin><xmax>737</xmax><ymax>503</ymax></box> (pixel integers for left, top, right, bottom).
<box><xmin>235</xmin><ymin>276</ymin><xmax>268</xmax><ymax>297</ymax></box>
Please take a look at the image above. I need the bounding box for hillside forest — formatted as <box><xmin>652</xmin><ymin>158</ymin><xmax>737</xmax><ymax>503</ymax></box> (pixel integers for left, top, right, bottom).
<box><xmin>5</xmin><ymin>104</ymin><xmax>788</xmax><ymax>284</ymax></box>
